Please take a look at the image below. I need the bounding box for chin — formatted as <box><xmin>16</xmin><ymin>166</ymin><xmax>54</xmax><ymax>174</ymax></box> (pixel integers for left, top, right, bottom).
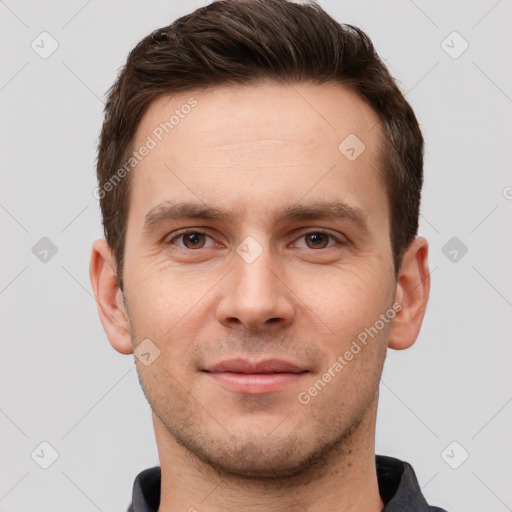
<box><xmin>172</xmin><ymin>421</ymin><xmax>355</xmax><ymax>481</ymax></box>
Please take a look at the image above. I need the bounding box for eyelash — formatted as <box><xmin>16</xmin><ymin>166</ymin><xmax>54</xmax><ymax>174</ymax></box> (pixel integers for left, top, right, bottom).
<box><xmin>166</xmin><ymin>229</ymin><xmax>346</xmax><ymax>250</ymax></box>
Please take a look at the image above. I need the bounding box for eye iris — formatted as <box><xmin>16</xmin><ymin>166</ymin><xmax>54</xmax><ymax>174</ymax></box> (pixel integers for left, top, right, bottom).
<box><xmin>183</xmin><ymin>232</ymin><xmax>205</xmax><ymax>249</ymax></box>
<box><xmin>306</xmin><ymin>233</ymin><xmax>328</xmax><ymax>249</ymax></box>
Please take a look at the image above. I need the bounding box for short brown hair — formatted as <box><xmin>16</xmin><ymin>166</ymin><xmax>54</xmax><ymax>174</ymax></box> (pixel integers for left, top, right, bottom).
<box><xmin>96</xmin><ymin>0</ymin><xmax>424</xmax><ymax>292</ymax></box>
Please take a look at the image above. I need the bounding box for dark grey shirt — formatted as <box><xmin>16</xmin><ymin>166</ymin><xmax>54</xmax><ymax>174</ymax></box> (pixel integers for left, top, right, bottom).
<box><xmin>127</xmin><ymin>455</ymin><xmax>448</xmax><ymax>511</ymax></box>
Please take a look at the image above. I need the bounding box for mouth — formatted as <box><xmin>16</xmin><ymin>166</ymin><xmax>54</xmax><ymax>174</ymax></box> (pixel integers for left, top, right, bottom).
<box><xmin>202</xmin><ymin>358</ymin><xmax>309</xmax><ymax>394</ymax></box>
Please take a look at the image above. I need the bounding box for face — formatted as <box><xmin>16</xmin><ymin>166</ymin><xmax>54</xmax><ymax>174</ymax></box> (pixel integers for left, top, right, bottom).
<box><xmin>119</xmin><ymin>81</ymin><xmax>398</xmax><ymax>477</ymax></box>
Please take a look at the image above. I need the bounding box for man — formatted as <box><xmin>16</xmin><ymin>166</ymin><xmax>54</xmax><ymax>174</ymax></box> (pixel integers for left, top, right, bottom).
<box><xmin>89</xmin><ymin>0</ymin><xmax>447</xmax><ymax>510</ymax></box>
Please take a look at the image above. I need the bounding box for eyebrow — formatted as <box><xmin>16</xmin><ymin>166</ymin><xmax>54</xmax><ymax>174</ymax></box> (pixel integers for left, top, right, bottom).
<box><xmin>142</xmin><ymin>199</ymin><xmax>371</xmax><ymax>235</ymax></box>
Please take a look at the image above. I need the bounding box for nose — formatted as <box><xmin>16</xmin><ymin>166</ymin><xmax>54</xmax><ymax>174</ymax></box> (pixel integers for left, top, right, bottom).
<box><xmin>216</xmin><ymin>244</ymin><xmax>295</xmax><ymax>332</ymax></box>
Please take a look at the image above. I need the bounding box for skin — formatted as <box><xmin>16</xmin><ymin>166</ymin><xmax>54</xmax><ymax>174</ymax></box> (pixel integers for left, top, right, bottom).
<box><xmin>90</xmin><ymin>81</ymin><xmax>430</xmax><ymax>512</ymax></box>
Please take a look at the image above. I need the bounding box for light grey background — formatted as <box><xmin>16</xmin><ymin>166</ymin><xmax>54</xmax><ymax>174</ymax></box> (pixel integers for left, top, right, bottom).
<box><xmin>1</xmin><ymin>0</ymin><xmax>511</xmax><ymax>510</ymax></box>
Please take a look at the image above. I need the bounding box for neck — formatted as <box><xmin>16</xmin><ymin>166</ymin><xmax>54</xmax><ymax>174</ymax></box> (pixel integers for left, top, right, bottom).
<box><xmin>155</xmin><ymin>401</ymin><xmax>384</xmax><ymax>512</ymax></box>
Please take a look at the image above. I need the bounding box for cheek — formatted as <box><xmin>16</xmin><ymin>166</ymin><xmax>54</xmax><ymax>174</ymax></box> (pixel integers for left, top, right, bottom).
<box><xmin>297</xmin><ymin>262</ymin><xmax>393</xmax><ymax>335</ymax></box>
<box><xmin>135</xmin><ymin>358</ymin><xmax>197</xmax><ymax>431</ymax></box>
<box><xmin>127</xmin><ymin>261</ymin><xmax>207</xmax><ymax>322</ymax></box>
<box><xmin>125</xmin><ymin>271</ymin><xmax>217</xmax><ymax>373</ymax></box>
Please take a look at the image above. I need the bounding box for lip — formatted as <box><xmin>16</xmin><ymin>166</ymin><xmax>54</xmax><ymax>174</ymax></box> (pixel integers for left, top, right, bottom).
<box><xmin>204</xmin><ymin>358</ymin><xmax>306</xmax><ymax>374</ymax></box>
<box><xmin>203</xmin><ymin>358</ymin><xmax>308</xmax><ymax>394</ymax></box>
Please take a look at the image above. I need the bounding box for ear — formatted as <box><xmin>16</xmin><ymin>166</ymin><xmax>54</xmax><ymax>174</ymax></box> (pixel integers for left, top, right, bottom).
<box><xmin>89</xmin><ymin>239</ymin><xmax>133</xmax><ymax>355</ymax></box>
<box><xmin>387</xmin><ymin>236</ymin><xmax>430</xmax><ymax>350</ymax></box>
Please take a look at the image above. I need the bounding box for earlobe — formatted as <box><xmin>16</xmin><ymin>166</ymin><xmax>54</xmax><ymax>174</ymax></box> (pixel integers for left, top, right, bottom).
<box><xmin>89</xmin><ymin>239</ymin><xmax>133</xmax><ymax>355</ymax></box>
<box><xmin>387</xmin><ymin>236</ymin><xmax>430</xmax><ymax>350</ymax></box>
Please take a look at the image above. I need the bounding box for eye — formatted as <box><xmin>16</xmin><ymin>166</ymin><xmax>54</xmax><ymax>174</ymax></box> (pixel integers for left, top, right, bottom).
<box><xmin>167</xmin><ymin>230</ymin><xmax>215</xmax><ymax>249</ymax></box>
<box><xmin>166</xmin><ymin>229</ymin><xmax>345</xmax><ymax>251</ymax></box>
<box><xmin>293</xmin><ymin>231</ymin><xmax>343</xmax><ymax>249</ymax></box>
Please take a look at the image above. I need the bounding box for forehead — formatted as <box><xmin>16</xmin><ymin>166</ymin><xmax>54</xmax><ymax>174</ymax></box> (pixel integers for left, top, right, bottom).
<box><xmin>128</xmin><ymin>81</ymin><xmax>387</xmax><ymax>232</ymax></box>
<box><xmin>134</xmin><ymin>80</ymin><xmax>381</xmax><ymax>154</ymax></box>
